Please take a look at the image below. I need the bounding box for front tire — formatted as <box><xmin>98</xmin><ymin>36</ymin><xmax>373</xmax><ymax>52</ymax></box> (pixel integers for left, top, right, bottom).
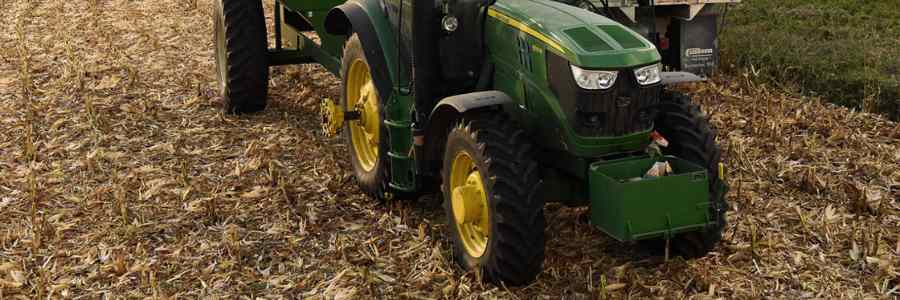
<box><xmin>653</xmin><ymin>90</ymin><xmax>728</xmax><ymax>257</ymax></box>
<box><xmin>442</xmin><ymin>112</ymin><xmax>545</xmax><ymax>285</ymax></box>
<box><xmin>213</xmin><ymin>0</ymin><xmax>269</xmax><ymax>114</ymax></box>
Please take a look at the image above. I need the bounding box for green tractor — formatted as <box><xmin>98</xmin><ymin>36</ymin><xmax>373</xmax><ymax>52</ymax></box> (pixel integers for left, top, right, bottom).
<box><xmin>214</xmin><ymin>0</ymin><xmax>734</xmax><ymax>285</ymax></box>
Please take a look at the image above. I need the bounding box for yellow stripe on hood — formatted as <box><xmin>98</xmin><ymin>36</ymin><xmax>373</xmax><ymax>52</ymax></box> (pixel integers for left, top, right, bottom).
<box><xmin>488</xmin><ymin>8</ymin><xmax>567</xmax><ymax>54</ymax></box>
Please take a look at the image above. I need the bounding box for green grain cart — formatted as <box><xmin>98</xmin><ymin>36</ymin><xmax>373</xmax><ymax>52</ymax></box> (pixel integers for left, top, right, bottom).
<box><xmin>213</xmin><ymin>0</ymin><xmax>736</xmax><ymax>285</ymax></box>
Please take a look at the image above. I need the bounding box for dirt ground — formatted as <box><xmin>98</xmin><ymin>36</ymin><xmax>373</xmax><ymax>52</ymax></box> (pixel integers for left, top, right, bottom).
<box><xmin>0</xmin><ymin>0</ymin><xmax>897</xmax><ymax>298</ymax></box>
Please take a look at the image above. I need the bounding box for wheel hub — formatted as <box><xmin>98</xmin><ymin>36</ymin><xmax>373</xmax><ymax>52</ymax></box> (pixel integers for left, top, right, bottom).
<box><xmin>450</xmin><ymin>152</ymin><xmax>490</xmax><ymax>258</ymax></box>
<box><xmin>320</xmin><ymin>98</ymin><xmax>344</xmax><ymax>137</ymax></box>
<box><xmin>452</xmin><ymin>173</ymin><xmax>486</xmax><ymax>224</ymax></box>
<box><xmin>347</xmin><ymin>59</ymin><xmax>379</xmax><ymax>171</ymax></box>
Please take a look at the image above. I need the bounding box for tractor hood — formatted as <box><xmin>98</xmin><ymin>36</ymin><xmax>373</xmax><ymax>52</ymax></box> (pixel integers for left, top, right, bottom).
<box><xmin>489</xmin><ymin>0</ymin><xmax>660</xmax><ymax>68</ymax></box>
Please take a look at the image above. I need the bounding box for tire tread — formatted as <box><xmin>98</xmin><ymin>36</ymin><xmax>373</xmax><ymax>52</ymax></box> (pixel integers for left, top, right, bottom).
<box><xmin>218</xmin><ymin>0</ymin><xmax>269</xmax><ymax>114</ymax></box>
<box><xmin>444</xmin><ymin>111</ymin><xmax>545</xmax><ymax>285</ymax></box>
<box><xmin>654</xmin><ymin>90</ymin><xmax>728</xmax><ymax>257</ymax></box>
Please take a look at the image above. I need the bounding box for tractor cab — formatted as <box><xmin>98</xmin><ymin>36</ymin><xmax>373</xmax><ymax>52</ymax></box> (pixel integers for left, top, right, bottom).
<box><xmin>377</xmin><ymin>0</ymin><xmax>497</xmax><ymax>117</ymax></box>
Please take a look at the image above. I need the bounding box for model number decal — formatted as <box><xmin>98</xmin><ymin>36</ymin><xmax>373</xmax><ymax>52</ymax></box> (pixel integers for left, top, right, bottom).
<box><xmin>685</xmin><ymin>48</ymin><xmax>714</xmax><ymax>57</ymax></box>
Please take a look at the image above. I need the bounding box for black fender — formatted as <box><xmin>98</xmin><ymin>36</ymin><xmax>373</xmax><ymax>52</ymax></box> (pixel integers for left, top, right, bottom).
<box><xmin>431</xmin><ymin>90</ymin><xmax>513</xmax><ymax>115</ymax></box>
<box><xmin>325</xmin><ymin>1</ymin><xmax>393</xmax><ymax>102</ymax></box>
<box><xmin>423</xmin><ymin>91</ymin><xmax>513</xmax><ymax>169</ymax></box>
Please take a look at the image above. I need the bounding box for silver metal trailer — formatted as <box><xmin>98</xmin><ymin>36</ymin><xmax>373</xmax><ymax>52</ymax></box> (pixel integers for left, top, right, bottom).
<box><xmin>586</xmin><ymin>0</ymin><xmax>740</xmax><ymax>20</ymax></box>
<box><xmin>563</xmin><ymin>0</ymin><xmax>741</xmax><ymax>76</ymax></box>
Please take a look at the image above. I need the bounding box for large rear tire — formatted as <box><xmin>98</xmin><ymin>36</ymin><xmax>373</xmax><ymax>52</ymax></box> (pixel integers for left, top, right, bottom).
<box><xmin>652</xmin><ymin>90</ymin><xmax>728</xmax><ymax>257</ymax></box>
<box><xmin>341</xmin><ymin>35</ymin><xmax>405</xmax><ymax>201</ymax></box>
<box><xmin>442</xmin><ymin>112</ymin><xmax>545</xmax><ymax>285</ymax></box>
<box><xmin>214</xmin><ymin>0</ymin><xmax>269</xmax><ymax>114</ymax></box>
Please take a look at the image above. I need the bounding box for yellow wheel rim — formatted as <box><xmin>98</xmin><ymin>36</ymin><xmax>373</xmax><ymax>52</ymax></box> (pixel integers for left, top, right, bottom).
<box><xmin>346</xmin><ymin>58</ymin><xmax>379</xmax><ymax>172</ymax></box>
<box><xmin>450</xmin><ymin>151</ymin><xmax>490</xmax><ymax>258</ymax></box>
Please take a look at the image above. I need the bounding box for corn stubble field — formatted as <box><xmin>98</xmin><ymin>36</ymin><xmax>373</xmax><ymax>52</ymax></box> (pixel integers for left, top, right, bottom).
<box><xmin>0</xmin><ymin>0</ymin><xmax>898</xmax><ymax>299</ymax></box>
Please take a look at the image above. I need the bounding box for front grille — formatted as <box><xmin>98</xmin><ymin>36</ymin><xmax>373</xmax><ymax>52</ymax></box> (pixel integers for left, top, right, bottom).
<box><xmin>547</xmin><ymin>53</ymin><xmax>660</xmax><ymax>137</ymax></box>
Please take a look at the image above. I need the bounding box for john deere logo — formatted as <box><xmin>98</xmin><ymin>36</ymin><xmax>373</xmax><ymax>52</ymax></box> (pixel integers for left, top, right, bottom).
<box><xmin>685</xmin><ymin>48</ymin><xmax>714</xmax><ymax>57</ymax></box>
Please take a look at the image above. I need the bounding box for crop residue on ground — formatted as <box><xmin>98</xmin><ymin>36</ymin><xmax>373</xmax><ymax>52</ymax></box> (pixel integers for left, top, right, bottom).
<box><xmin>0</xmin><ymin>0</ymin><xmax>897</xmax><ymax>298</ymax></box>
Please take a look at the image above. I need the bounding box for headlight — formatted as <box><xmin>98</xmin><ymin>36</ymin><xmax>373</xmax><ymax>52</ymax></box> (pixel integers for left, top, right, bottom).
<box><xmin>634</xmin><ymin>64</ymin><xmax>661</xmax><ymax>86</ymax></box>
<box><xmin>571</xmin><ymin>65</ymin><xmax>617</xmax><ymax>90</ymax></box>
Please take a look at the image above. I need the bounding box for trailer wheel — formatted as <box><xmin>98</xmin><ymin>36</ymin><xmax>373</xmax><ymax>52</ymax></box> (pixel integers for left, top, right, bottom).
<box><xmin>652</xmin><ymin>90</ymin><xmax>728</xmax><ymax>257</ymax></box>
<box><xmin>341</xmin><ymin>35</ymin><xmax>406</xmax><ymax>201</ymax></box>
<box><xmin>442</xmin><ymin>111</ymin><xmax>545</xmax><ymax>285</ymax></box>
<box><xmin>214</xmin><ymin>0</ymin><xmax>268</xmax><ymax>114</ymax></box>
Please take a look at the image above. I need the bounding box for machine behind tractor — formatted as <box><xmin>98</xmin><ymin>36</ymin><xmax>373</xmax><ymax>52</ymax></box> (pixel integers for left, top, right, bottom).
<box><xmin>213</xmin><ymin>0</ymin><xmax>736</xmax><ymax>285</ymax></box>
